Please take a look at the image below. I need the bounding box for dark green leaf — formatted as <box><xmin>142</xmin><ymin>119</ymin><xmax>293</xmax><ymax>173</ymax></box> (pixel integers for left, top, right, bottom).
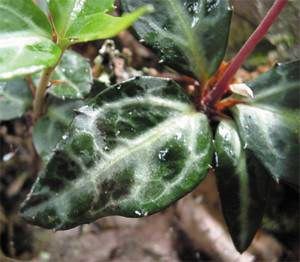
<box><xmin>33</xmin><ymin>98</ymin><xmax>83</xmax><ymax>162</ymax></box>
<box><xmin>232</xmin><ymin>61</ymin><xmax>300</xmax><ymax>186</ymax></box>
<box><xmin>21</xmin><ymin>76</ymin><xmax>213</xmax><ymax>229</ymax></box>
<box><xmin>48</xmin><ymin>50</ymin><xmax>93</xmax><ymax>99</ymax></box>
<box><xmin>121</xmin><ymin>0</ymin><xmax>232</xmax><ymax>80</ymax></box>
<box><xmin>215</xmin><ymin>120</ymin><xmax>271</xmax><ymax>252</ymax></box>
<box><xmin>49</xmin><ymin>0</ymin><xmax>151</xmax><ymax>47</ymax></box>
<box><xmin>0</xmin><ymin>0</ymin><xmax>62</xmax><ymax>79</ymax></box>
<box><xmin>0</xmin><ymin>79</ymin><xmax>32</xmax><ymax>121</ymax></box>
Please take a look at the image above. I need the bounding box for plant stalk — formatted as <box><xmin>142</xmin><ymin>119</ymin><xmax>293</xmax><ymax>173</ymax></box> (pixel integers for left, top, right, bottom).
<box><xmin>202</xmin><ymin>0</ymin><xmax>288</xmax><ymax>108</ymax></box>
<box><xmin>33</xmin><ymin>51</ymin><xmax>64</xmax><ymax>120</ymax></box>
<box><xmin>33</xmin><ymin>67</ymin><xmax>55</xmax><ymax>120</ymax></box>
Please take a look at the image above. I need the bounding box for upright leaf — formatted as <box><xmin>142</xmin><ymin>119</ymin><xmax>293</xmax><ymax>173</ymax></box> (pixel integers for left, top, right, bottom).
<box><xmin>121</xmin><ymin>0</ymin><xmax>232</xmax><ymax>80</ymax></box>
<box><xmin>47</xmin><ymin>50</ymin><xmax>93</xmax><ymax>99</ymax></box>
<box><xmin>21</xmin><ymin>77</ymin><xmax>213</xmax><ymax>229</ymax></box>
<box><xmin>33</xmin><ymin>98</ymin><xmax>83</xmax><ymax>162</ymax></box>
<box><xmin>49</xmin><ymin>0</ymin><xmax>151</xmax><ymax>47</ymax></box>
<box><xmin>0</xmin><ymin>79</ymin><xmax>32</xmax><ymax>121</ymax></box>
<box><xmin>0</xmin><ymin>0</ymin><xmax>61</xmax><ymax>79</ymax></box>
<box><xmin>232</xmin><ymin>61</ymin><xmax>300</xmax><ymax>186</ymax></box>
<box><xmin>215</xmin><ymin>120</ymin><xmax>271</xmax><ymax>252</ymax></box>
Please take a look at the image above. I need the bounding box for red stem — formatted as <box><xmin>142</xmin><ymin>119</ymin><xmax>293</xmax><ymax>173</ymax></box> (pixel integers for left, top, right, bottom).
<box><xmin>203</xmin><ymin>0</ymin><xmax>288</xmax><ymax>108</ymax></box>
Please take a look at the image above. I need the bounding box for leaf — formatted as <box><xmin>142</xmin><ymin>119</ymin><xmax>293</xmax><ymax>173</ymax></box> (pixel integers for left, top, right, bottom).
<box><xmin>21</xmin><ymin>76</ymin><xmax>213</xmax><ymax>230</ymax></box>
<box><xmin>0</xmin><ymin>79</ymin><xmax>32</xmax><ymax>121</ymax></box>
<box><xmin>48</xmin><ymin>50</ymin><xmax>93</xmax><ymax>99</ymax></box>
<box><xmin>49</xmin><ymin>0</ymin><xmax>151</xmax><ymax>47</ymax></box>
<box><xmin>33</xmin><ymin>98</ymin><xmax>83</xmax><ymax>162</ymax></box>
<box><xmin>232</xmin><ymin>61</ymin><xmax>300</xmax><ymax>186</ymax></box>
<box><xmin>215</xmin><ymin>120</ymin><xmax>271</xmax><ymax>252</ymax></box>
<box><xmin>0</xmin><ymin>0</ymin><xmax>62</xmax><ymax>80</ymax></box>
<box><xmin>35</xmin><ymin>0</ymin><xmax>50</xmax><ymax>15</ymax></box>
<box><xmin>121</xmin><ymin>0</ymin><xmax>232</xmax><ymax>80</ymax></box>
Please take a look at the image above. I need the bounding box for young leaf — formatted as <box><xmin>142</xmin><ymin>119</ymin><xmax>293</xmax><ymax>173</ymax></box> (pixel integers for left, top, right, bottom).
<box><xmin>49</xmin><ymin>0</ymin><xmax>151</xmax><ymax>48</ymax></box>
<box><xmin>121</xmin><ymin>0</ymin><xmax>232</xmax><ymax>80</ymax></box>
<box><xmin>47</xmin><ymin>50</ymin><xmax>93</xmax><ymax>99</ymax></box>
<box><xmin>0</xmin><ymin>0</ymin><xmax>61</xmax><ymax>80</ymax></box>
<box><xmin>21</xmin><ymin>77</ymin><xmax>213</xmax><ymax>230</ymax></box>
<box><xmin>215</xmin><ymin>120</ymin><xmax>271</xmax><ymax>252</ymax></box>
<box><xmin>33</xmin><ymin>98</ymin><xmax>83</xmax><ymax>162</ymax></box>
<box><xmin>232</xmin><ymin>61</ymin><xmax>300</xmax><ymax>186</ymax></box>
<box><xmin>0</xmin><ymin>79</ymin><xmax>32</xmax><ymax>121</ymax></box>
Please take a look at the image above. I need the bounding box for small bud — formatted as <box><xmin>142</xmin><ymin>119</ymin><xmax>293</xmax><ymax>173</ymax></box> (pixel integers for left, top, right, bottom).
<box><xmin>229</xmin><ymin>83</ymin><xmax>254</xmax><ymax>98</ymax></box>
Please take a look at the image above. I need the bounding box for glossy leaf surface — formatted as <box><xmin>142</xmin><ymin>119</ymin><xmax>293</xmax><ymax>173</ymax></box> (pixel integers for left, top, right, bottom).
<box><xmin>232</xmin><ymin>61</ymin><xmax>300</xmax><ymax>186</ymax></box>
<box><xmin>215</xmin><ymin>120</ymin><xmax>271</xmax><ymax>252</ymax></box>
<box><xmin>33</xmin><ymin>99</ymin><xmax>83</xmax><ymax>162</ymax></box>
<box><xmin>49</xmin><ymin>0</ymin><xmax>151</xmax><ymax>47</ymax></box>
<box><xmin>0</xmin><ymin>79</ymin><xmax>32</xmax><ymax>121</ymax></box>
<box><xmin>121</xmin><ymin>0</ymin><xmax>232</xmax><ymax>80</ymax></box>
<box><xmin>21</xmin><ymin>77</ymin><xmax>213</xmax><ymax>229</ymax></box>
<box><xmin>48</xmin><ymin>50</ymin><xmax>93</xmax><ymax>99</ymax></box>
<box><xmin>0</xmin><ymin>0</ymin><xmax>61</xmax><ymax>79</ymax></box>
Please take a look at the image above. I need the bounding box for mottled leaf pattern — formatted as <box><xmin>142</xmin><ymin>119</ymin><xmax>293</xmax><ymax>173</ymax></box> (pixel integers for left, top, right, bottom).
<box><xmin>215</xmin><ymin>120</ymin><xmax>271</xmax><ymax>252</ymax></box>
<box><xmin>21</xmin><ymin>77</ymin><xmax>213</xmax><ymax>229</ymax></box>
<box><xmin>0</xmin><ymin>79</ymin><xmax>32</xmax><ymax>121</ymax></box>
<box><xmin>232</xmin><ymin>61</ymin><xmax>300</xmax><ymax>186</ymax></box>
<box><xmin>121</xmin><ymin>0</ymin><xmax>232</xmax><ymax>80</ymax></box>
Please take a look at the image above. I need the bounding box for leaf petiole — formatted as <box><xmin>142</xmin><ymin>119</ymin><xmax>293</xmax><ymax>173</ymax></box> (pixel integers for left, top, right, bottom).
<box><xmin>202</xmin><ymin>0</ymin><xmax>288</xmax><ymax>109</ymax></box>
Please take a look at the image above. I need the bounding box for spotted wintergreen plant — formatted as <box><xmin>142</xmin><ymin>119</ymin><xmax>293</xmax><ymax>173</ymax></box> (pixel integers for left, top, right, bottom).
<box><xmin>17</xmin><ymin>0</ymin><xmax>299</xmax><ymax>254</ymax></box>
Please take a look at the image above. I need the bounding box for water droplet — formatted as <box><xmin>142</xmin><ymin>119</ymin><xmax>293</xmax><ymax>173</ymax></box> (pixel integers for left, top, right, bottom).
<box><xmin>134</xmin><ymin>210</ymin><xmax>142</xmax><ymax>216</ymax></box>
<box><xmin>104</xmin><ymin>146</ymin><xmax>110</xmax><ymax>151</ymax></box>
<box><xmin>139</xmin><ymin>39</ymin><xmax>145</xmax><ymax>43</ymax></box>
<box><xmin>116</xmin><ymin>85</ymin><xmax>121</xmax><ymax>90</ymax></box>
<box><xmin>62</xmin><ymin>134</ymin><xmax>68</xmax><ymax>140</ymax></box>
<box><xmin>116</xmin><ymin>130</ymin><xmax>121</xmax><ymax>136</ymax></box>
<box><xmin>243</xmin><ymin>143</ymin><xmax>248</xmax><ymax>150</ymax></box>
<box><xmin>158</xmin><ymin>149</ymin><xmax>169</xmax><ymax>161</ymax></box>
<box><xmin>175</xmin><ymin>133</ymin><xmax>183</xmax><ymax>140</ymax></box>
<box><xmin>214</xmin><ymin>152</ymin><xmax>219</xmax><ymax>167</ymax></box>
<box><xmin>158</xmin><ymin>59</ymin><xmax>164</xmax><ymax>64</ymax></box>
<box><xmin>3</xmin><ymin>152</ymin><xmax>14</xmax><ymax>162</ymax></box>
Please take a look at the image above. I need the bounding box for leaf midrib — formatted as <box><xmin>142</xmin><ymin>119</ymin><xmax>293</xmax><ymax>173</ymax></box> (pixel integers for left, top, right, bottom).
<box><xmin>0</xmin><ymin>4</ymin><xmax>50</xmax><ymax>38</ymax></box>
<box><xmin>25</xmin><ymin>111</ymin><xmax>200</xmax><ymax>217</ymax></box>
<box><xmin>252</xmin><ymin>83</ymin><xmax>299</xmax><ymax>103</ymax></box>
<box><xmin>166</xmin><ymin>0</ymin><xmax>206</xmax><ymax>80</ymax></box>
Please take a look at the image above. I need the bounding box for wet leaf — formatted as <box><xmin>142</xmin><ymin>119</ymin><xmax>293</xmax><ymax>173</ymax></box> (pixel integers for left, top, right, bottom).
<box><xmin>0</xmin><ymin>79</ymin><xmax>32</xmax><ymax>121</ymax></box>
<box><xmin>0</xmin><ymin>0</ymin><xmax>61</xmax><ymax>80</ymax></box>
<box><xmin>121</xmin><ymin>0</ymin><xmax>232</xmax><ymax>80</ymax></box>
<box><xmin>232</xmin><ymin>61</ymin><xmax>300</xmax><ymax>186</ymax></box>
<box><xmin>215</xmin><ymin>120</ymin><xmax>271</xmax><ymax>252</ymax></box>
<box><xmin>33</xmin><ymin>98</ymin><xmax>83</xmax><ymax>162</ymax></box>
<box><xmin>21</xmin><ymin>76</ymin><xmax>213</xmax><ymax>229</ymax></box>
<box><xmin>49</xmin><ymin>0</ymin><xmax>151</xmax><ymax>47</ymax></box>
<box><xmin>48</xmin><ymin>50</ymin><xmax>93</xmax><ymax>99</ymax></box>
